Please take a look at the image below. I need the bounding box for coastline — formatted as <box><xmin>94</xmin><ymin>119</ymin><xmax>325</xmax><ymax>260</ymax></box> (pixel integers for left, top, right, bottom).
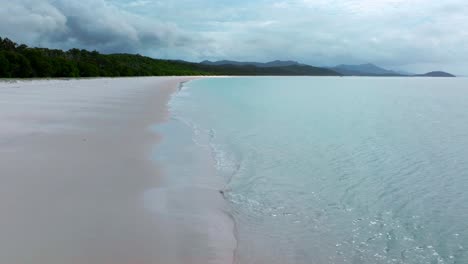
<box><xmin>0</xmin><ymin>77</ymin><xmax>236</xmax><ymax>264</ymax></box>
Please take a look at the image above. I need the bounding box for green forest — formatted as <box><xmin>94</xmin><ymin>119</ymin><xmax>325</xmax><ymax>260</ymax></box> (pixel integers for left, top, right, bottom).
<box><xmin>0</xmin><ymin>37</ymin><xmax>340</xmax><ymax>78</ymax></box>
<box><xmin>0</xmin><ymin>37</ymin><xmax>210</xmax><ymax>77</ymax></box>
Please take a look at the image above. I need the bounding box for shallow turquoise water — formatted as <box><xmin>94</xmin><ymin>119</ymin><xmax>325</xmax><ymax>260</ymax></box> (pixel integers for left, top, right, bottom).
<box><xmin>167</xmin><ymin>77</ymin><xmax>468</xmax><ymax>264</ymax></box>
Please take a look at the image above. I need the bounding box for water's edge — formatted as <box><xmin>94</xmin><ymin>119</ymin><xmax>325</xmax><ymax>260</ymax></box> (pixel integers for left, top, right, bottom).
<box><xmin>151</xmin><ymin>78</ymin><xmax>239</xmax><ymax>264</ymax></box>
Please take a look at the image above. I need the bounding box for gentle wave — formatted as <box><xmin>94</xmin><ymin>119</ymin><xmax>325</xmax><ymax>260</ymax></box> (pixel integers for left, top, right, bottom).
<box><xmin>170</xmin><ymin>77</ymin><xmax>468</xmax><ymax>264</ymax></box>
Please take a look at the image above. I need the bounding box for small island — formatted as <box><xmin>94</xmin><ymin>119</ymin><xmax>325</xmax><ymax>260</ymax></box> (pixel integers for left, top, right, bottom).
<box><xmin>414</xmin><ymin>71</ymin><xmax>456</xmax><ymax>77</ymax></box>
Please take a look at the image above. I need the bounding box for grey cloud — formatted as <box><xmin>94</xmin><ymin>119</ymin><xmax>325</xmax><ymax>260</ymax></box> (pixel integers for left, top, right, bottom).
<box><xmin>0</xmin><ymin>0</ymin><xmax>201</xmax><ymax>55</ymax></box>
<box><xmin>195</xmin><ymin>0</ymin><xmax>468</xmax><ymax>73</ymax></box>
<box><xmin>0</xmin><ymin>1</ymin><xmax>67</xmax><ymax>42</ymax></box>
<box><xmin>1</xmin><ymin>0</ymin><xmax>468</xmax><ymax>74</ymax></box>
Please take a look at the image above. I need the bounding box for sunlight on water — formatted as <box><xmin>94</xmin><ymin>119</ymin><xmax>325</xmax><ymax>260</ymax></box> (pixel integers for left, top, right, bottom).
<box><xmin>169</xmin><ymin>77</ymin><xmax>468</xmax><ymax>264</ymax></box>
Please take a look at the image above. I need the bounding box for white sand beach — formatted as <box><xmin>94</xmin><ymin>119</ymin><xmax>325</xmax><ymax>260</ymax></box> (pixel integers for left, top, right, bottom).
<box><xmin>0</xmin><ymin>77</ymin><xmax>236</xmax><ymax>264</ymax></box>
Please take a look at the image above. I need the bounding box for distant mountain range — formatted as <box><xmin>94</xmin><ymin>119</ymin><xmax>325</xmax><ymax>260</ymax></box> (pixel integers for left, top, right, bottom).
<box><xmin>197</xmin><ymin>60</ymin><xmax>337</xmax><ymax>76</ymax></box>
<box><xmin>201</xmin><ymin>60</ymin><xmax>455</xmax><ymax>77</ymax></box>
<box><xmin>201</xmin><ymin>60</ymin><xmax>304</xmax><ymax>68</ymax></box>
<box><xmin>328</xmin><ymin>64</ymin><xmax>454</xmax><ymax>77</ymax></box>
<box><xmin>328</xmin><ymin>63</ymin><xmax>404</xmax><ymax>76</ymax></box>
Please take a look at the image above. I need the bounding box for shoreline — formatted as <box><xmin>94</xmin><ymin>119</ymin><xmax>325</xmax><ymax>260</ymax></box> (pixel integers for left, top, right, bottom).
<box><xmin>155</xmin><ymin>78</ymin><xmax>238</xmax><ymax>264</ymax></box>
<box><xmin>0</xmin><ymin>77</ymin><xmax>236</xmax><ymax>264</ymax></box>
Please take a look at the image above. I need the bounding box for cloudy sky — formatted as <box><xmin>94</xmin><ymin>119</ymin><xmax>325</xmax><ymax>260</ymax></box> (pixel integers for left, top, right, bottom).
<box><xmin>1</xmin><ymin>0</ymin><xmax>468</xmax><ymax>74</ymax></box>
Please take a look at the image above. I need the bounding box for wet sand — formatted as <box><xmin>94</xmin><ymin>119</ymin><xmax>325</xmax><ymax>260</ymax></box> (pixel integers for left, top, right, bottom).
<box><xmin>0</xmin><ymin>77</ymin><xmax>236</xmax><ymax>264</ymax></box>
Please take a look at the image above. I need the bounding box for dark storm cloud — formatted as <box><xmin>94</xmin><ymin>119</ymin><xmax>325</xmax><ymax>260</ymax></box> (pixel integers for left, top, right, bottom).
<box><xmin>0</xmin><ymin>0</ymin><xmax>197</xmax><ymax>54</ymax></box>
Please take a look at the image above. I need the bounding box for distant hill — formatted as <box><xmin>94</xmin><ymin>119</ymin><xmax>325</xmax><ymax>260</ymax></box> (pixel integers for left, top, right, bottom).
<box><xmin>329</xmin><ymin>63</ymin><xmax>404</xmax><ymax>76</ymax></box>
<box><xmin>328</xmin><ymin>63</ymin><xmax>456</xmax><ymax>77</ymax></box>
<box><xmin>194</xmin><ymin>63</ymin><xmax>340</xmax><ymax>76</ymax></box>
<box><xmin>201</xmin><ymin>60</ymin><xmax>302</xmax><ymax>68</ymax></box>
<box><xmin>414</xmin><ymin>71</ymin><xmax>456</xmax><ymax>77</ymax></box>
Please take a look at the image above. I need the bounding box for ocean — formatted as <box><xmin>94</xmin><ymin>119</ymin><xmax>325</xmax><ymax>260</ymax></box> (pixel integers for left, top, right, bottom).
<box><xmin>160</xmin><ymin>77</ymin><xmax>468</xmax><ymax>264</ymax></box>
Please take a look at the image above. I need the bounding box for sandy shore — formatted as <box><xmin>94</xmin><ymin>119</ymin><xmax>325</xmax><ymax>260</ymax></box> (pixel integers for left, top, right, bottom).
<box><xmin>0</xmin><ymin>77</ymin><xmax>236</xmax><ymax>264</ymax></box>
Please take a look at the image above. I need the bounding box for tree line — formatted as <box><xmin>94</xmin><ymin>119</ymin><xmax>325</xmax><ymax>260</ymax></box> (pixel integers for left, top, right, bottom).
<box><xmin>0</xmin><ymin>37</ymin><xmax>209</xmax><ymax>78</ymax></box>
<box><xmin>0</xmin><ymin>37</ymin><xmax>340</xmax><ymax>78</ymax></box>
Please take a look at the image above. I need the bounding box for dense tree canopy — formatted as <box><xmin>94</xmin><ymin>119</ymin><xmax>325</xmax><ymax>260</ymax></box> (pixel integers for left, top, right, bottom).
<box><xmin>0</xmin><ymin>37</ymin><xmax>209</xmax><ymax>78</ymax></box>
<box><xmin>0</xmin><ymin>37</ymin><xmax>340</xmax><ymax>78</ymax></box>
